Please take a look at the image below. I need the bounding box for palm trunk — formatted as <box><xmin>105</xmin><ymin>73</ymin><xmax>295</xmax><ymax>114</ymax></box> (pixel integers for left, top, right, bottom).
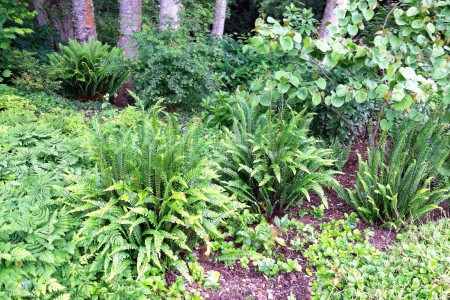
<box><xmin>72</xmin><ymin>0</ymin><xmax>97</xmax><ymax>42</ymax></box>
<box><xmin>212</xmin><ymin>0</ymin><xmax>227</xmax><ymax>37</ymax></box>
<box><xmin>318</xmin><ymin>0</ymin><xmax>348</xmax><ymax>39</ymax></box>
<box><xmin>158</xmin><ymin>0</ymin><xmax>182</xmax><ymax>31</ymax></box>
<box><xmin>118</xmin><ymin>0</ymin><xmax>142</xmax><ymax>58</ymax></box>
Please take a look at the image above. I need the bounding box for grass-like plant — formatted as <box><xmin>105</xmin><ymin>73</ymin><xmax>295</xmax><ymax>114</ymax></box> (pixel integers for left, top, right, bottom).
<box><xmin>48</xmin><ymin>38</ymin><xmax>130</xmax><ymax>102</ymax></box>
<box><xmin>67</xmin><ymin>106</ymin><xmax>242</xmax><ymax>281</ymax></box>
<box><xmin>218</xmin><ymin>100</ymin><xmax>338</xmax><ymax>217</ymax></box>
<box><xmin>335</xmin><ymin>118</ymin><xmax>449</xmax><ymax>227</ymax></box>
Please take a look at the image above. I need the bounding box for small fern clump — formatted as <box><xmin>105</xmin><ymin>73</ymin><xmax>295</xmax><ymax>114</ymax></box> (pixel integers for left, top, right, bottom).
<box><xmin>67</xmin><ymin>106</ymin><xmax>243</xmax><ymax>281</ymax></box>
<box><xmin>48</xmin><ymin>38</ymin><xmax>130</xmax><ymax>102</ymax></box>
<box><xmin>218</xmin><ymin>100</ymin><xmax>338</xmax><ymax>217</ymax></box>
<box><xmin>335</xmin><ymin>118</ymin><xmax>450</xmax><ymax>227</ymax></box>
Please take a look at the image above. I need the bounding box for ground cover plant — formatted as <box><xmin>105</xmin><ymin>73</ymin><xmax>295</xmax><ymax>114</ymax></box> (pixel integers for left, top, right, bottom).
<box><xmin>1</xmin><ymin>0</ymin><xmax>449</xmax><ymax>299</ymax></box>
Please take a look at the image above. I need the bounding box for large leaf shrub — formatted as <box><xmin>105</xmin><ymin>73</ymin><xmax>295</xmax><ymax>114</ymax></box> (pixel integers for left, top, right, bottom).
<box><xmin>218</xmin><ymin>100</ymin><xmax>338</xmax><ymax>217</ymax></box>
<box><xmin>335</xmin><ymin>118</ymin><xmax>450</xmax><ymax>226</ymax></box>
<box><xmin>238</xmin><ymin>0</ymin><xmax>449</xmax><ymax>142</ymax></box>
<box><xmin>48</xmin><ymin>38</ymin><xmax>130</xmax><ymax>102</ymax></box>
<box><xmin>67</xmin><ymin>106</ymin><xmax>243</xmax><ymax>281</ymax></box>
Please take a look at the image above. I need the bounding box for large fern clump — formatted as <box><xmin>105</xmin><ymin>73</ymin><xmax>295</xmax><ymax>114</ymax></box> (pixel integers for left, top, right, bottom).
<box><xmin>218</xmin><ymin>100</ymin><xmax>338</xmax><ymax>217</ymax></box>
<box><xmin>67</xmin><ymin>106</ymin><xmax>243</xmax><ymax>281</ymax></box>
<box><xmin>48</xmin><ymin>38</ymin><xmax>130</xmax><ymax>102</ymax></box>
<box><xmin>0</xmin><ymin>113</ymin><xmax>92</xmax><ymax>298</ymax></box>
<box><xmin>335</xmin><ymin>118</ymin><xmax>450</xmax><ymax>227</ymax></box>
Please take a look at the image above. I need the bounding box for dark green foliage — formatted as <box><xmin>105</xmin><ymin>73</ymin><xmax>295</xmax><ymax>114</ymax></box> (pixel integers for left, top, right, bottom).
<box><xmin>48</xmin><ymin>38</ymin><xmax>130</xmax><ymax>102</ymax></box>
<box><xmin>67</xmin><ymin>106</ymin><xmax>243</xmax><ymax>280</ymax></box>
<box><xmin>0</xmin><ymin>0</ymin><xmax>35</xmax><ymax>84</ymax></box>
<box><xmin>335</xmin><ymin>118</ymin><xmax>450</xmax><ymax>227</ymax></box>
<box><xmin>218</xmin><ymin>100</ymin><xmax>338</xmax><ymax>217</ymax></box>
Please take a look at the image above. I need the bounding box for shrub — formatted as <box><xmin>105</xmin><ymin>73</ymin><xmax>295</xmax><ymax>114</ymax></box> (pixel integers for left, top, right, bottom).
<box><xmin>134</xmin><ymin>30</ymin><xmax>218</xmax><ymax>108</ymax></box>
<box><xmin>335</xmin><ymin>118</ymin><xmax>450</xmax><ymax>227</ymax></box>
<box><xmin>218</xmin><ymin>100</ymin><xmax>338</xmax><ymax>217</ymax></box>
<box><xmin>48</xmin><ymin>38</ymin><xmax>130</xmax><ymax>102</ymax></box>
<box><xmin>67</xmin><ymin>106</ymin><xmax>243</xmax><ymax>281</ymax></box>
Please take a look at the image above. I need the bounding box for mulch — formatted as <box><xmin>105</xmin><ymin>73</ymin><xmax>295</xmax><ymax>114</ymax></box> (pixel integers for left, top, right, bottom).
<box><xmin>185</xmin><ymin>141</ymin><xmax>449</xmax><ymax>300</ymax></box>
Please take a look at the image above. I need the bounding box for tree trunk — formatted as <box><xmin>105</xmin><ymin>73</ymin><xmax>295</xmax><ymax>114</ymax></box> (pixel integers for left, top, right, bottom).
<box><xmin>212</xmin><ymin>0</ymin><xmax>227</xmax><ymax>37</ymax></box>
<box><xmin>318</xmin><ymin>0</ymin><xmax>348</xmax><ymax>39</ymax></box>
<box><xmin>72</xmin><ymin>0</ymin><xmax>97</xmax><ymax>42</ymax></box>
<box><xmin>34</xmin><ymin>0</ymin><xmax>48</xmax><ymax>26</ymax></box>
<box><xmin>158</xmin><ymin>0</ymin><xmax>182</xmax><ymax>31</ymax></box>
<box><xmin>118</xmin><ymin>0</ymin><xmax>142</xmax><ymax>58</ymax></box>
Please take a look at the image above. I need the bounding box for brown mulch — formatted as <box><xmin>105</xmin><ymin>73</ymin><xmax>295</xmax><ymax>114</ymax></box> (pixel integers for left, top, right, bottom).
<box><xmin>188</xmin><ymin>141</ymin><xmax>448</xmax><ymax>300</ymax></box>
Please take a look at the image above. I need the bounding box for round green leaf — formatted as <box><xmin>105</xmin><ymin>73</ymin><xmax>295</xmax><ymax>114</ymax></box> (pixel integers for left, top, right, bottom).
<box><xmin>331</xmin><ymin>95</ymin><xmax>345</xmax><ymax>107</ymax></box>
<box><xmin>280</xmin><ymin>36</ymin><xmax>294</xmax><ymax>51</ymax></box>
<box><xmin>355</xmin><ymin>90</ymin><xmax>368</xmax><ymax>103</ymax></box>
<box><xmin>316</xmin><ymin>78</ymin><xmax>327</xmax><ymax>90</ymax></box>
<box><xmin>312</xmin><ymin>93</ymin><xmax>321</xmax><ymax>106</ymax></box>
<box><xmin>260</xmin><ymin>93</ymin><xmax>271</xmax><ymax>106</ymax></box>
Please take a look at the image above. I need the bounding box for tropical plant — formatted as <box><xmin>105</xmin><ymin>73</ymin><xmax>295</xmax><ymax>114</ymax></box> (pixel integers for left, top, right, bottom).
<box><xmin>218</xmin><ymin>99</ymin><xmax>338</xmax><ymax>217</ymax></box>
<box><xmin>48</xmin><ymin>38</ymin><xmax>130</xmax><ymax>102</ymax></box>
<box><xmin>335</xmin><ymin>118</ymin><xmax>450</xmax><ymax>227</ymax></box>
<box><xmin>67</xmin><ymin>106</ymin><xmax>243</xmax><ymax>281</ymax></box>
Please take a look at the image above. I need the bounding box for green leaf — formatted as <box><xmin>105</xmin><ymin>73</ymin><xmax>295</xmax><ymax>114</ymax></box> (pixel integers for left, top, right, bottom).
<box><xmin>315</xmin><ymin>40</ymin><xmax>331</xmax><ymax>52</ymax></box>
<box><xmin>312</xmin><ymin>93</ymin><xmax>321</xmax><ymax>106</ymax></box>
<box><xmin>280</xmin><ymin>36</ymin><xmax>294</xmax><ymax>51</ymax></box>
<box><xmin>406</xmin><ymin>7</ymin><xmax>418</xmax><ymax>16</ymax></box>
<box><xmin>399</xmin><ymin>67</ymin><xmax>416</xmax><ymax>80</ymax></box>
<box><xmin>331</xmin><ymin>95</ymin><xmax>345</xmax><ymax>107</ymax></box>
<box><xmin>355</xmin><ymin>90</ymin><xmax>368</xmax><ymax>103</ymax></box>
<box><xmin>336</xmin><ymin>84</ymin><xmax>348</xmax><ymax>97</ymax></box>
<box><xmin>432</xmin><ymin>68</ymin><xmax>447</xmax><ymax>80</ymax></box>
<box><xmin>392</xmin><ymin>95</ymin><xmax>412</xmax><ymax>110</ymax></box>
<box><xmin>347</xmin><ymin>25</ymin><xmax>358</xmax><ymax>36</ymax></box>
<box><xmin>316</xmin><ymin>78</ymin><xmax>327</xmax><ymax>90</ymax></box>
<box><xmin>2</xmin><ymin>70</ymin><xmax>12</xmax><ymax>78</ymax></box>
<box><xmin>389</xmin><ymin>35</ymin><xmax>402</xmax><ymax>48</ymax></box>
<box><xmin>260</xmin><ymin>93</ymin><xmax>271</xmax><ymax>106</ymax></box>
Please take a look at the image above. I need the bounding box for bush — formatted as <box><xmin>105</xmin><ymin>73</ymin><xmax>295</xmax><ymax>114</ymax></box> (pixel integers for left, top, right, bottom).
<box><xmin>48</xmin><ymin>38</ymin><xmax>130</xmax><ymax>102</ymax></box>
<box><xmin>67</xmin><ymin>106</ymin><xmax>243</xmax><ymax>281</ymax></box>
<box><xmin>336</xmin><ymin>118</ymin><xmax>450</xmax><ymax>227</ymax></box>
<box><xmin>218</xmin><ymin>100</ymin><xmax>338</xmax><ymax>217</ymax></box>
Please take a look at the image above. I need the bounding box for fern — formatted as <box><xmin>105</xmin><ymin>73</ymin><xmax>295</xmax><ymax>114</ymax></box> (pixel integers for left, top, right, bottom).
<box><xmin>218</xmin><ymin>100</ymin><xmax>339</xmax><ymax>217</ymax></box>
<box><xmin>67</xmin><ymin>105</ymin><xmax>244</xmax><ymax>280</ymax></box>
<box><xmin>48</xmin><ymin>38</ymin><xmax>130</xmax><ymax>102</ymax></box>
<box><xmin>335</xmin><ymin>118</ymin><xmax>450</xmax><ymax>227</ymax></box>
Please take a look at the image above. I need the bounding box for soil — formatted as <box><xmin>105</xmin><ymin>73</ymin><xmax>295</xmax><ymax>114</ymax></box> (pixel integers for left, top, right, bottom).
<box><xmin>187</xmin><ymin>141</ymin><xmax>449</xmax><ymax>300</ymax></box>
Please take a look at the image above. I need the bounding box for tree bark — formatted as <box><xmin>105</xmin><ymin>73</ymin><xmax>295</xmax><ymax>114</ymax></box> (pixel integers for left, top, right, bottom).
<box><xmin>212</xmin><ymin>0</ymin><xmax>227</xmax><ymax>37</ymax></box>
<box><xmin>34</xmin><ymin>0</ymin><xmax>48</xmax><ymax>26</ymax></box>
<box><xmin>158</xmin><ymin>0</ymin><xmax>182</xmax><ymax>31</ymax></box>
<box><xmin>72</xmin><ymin>0</ymin><xmax>97</xmax><ymax>42</ymax></box>
<box><xmin>118</xmin><ymin>0</ymin><xmax>142</xmax><ymax>58</ymax></box>
<box><xmin>318</xmin><ymin>0</ymin><xmax>348</xmax><ymax>39</ymax></box>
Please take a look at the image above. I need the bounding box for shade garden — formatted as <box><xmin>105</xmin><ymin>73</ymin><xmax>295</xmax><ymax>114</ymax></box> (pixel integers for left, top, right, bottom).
<box><xmin>0</xmin><ymin>0</ymin><xmax>449</xmax><ymax>299</ymax></box>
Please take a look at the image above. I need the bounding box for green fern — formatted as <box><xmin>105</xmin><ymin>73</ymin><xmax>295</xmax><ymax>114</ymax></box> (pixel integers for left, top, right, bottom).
<box><xmin>67</xmin><ymin>106</ymin><xmax>244</xmax><ymax>281</ymax></box>
<box><xmin>335</xmin><ymin>118</ymin><xmax>450</xmax><ymax>227</ymax></box>
<box><xmin>218</xmin><ymin>99</ymin><xmax>339</xmax><ymax>217</ymax></box>
<box><xmin>48</xmin><ymin>38</ymin><xmax>130</xmax><ymax>102</ymax></box>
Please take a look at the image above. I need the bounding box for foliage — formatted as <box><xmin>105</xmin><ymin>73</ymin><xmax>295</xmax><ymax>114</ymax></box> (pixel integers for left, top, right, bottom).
<box><xmin>302</xmin><ymin>215</ymin><xmax>450</xmax><ymax>299</ymax></box>
<box><xmin>0</xmin><ymin>0</ymin><xmax>35</xmax><ymax>85</ymax></box>
<box><xmin>218</xmin><ymin>99</ymin><xmax>338</xmax><ymax>217</ymax></box>
<box><xmin>0</xmin><ymin>96</ymin><xmax>92</xmax><ymax>298</ymax></box>
<box><xmin>67</xmin><ymin>106</ymin><xmax>243</xmax><ymax>281</ymax></box>
<box><xmin>7</xmin><ymin>50</ymin><xmax>61</xmax><ymax>92</ymax></box>
<box><xmin>48</xmin><ymin>38</ymin><xmax>130</xmax><ymax>102</ymax></box>
<box><xmin>335</xmin><ymin>118</ymin><xmax>449</xmax><ymax>227</ymax></box>
<box><xmin>243</xmin><ymin>0</ymin><xmax>449</xmax><ymax>142</ymax></box>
